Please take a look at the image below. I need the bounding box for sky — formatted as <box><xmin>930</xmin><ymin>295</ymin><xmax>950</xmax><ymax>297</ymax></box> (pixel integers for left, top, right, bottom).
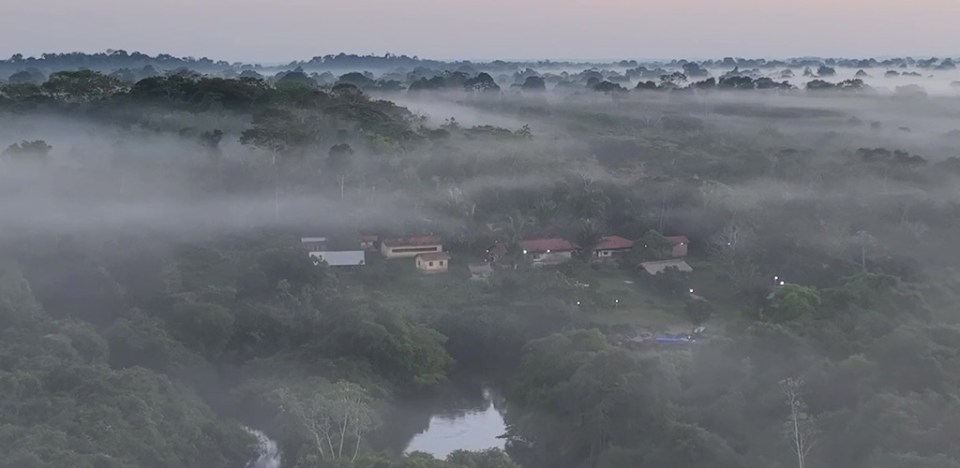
<box><xmin>2</xmin><ymin>0</ymin><xmax>959</xmax><ymax>63</ymax></box>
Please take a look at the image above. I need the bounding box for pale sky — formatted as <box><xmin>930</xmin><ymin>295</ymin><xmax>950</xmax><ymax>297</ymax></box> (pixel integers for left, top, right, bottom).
<box><xmin>2</xmin><ymin>0</ymin><xmax>959</xmax><ymax>63</ymax></box>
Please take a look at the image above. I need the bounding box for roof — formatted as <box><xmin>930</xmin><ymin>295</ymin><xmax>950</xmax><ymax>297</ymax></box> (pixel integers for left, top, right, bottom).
<box><xmin>521</xmin><ymin>238</ymin><xmax>577</xmax><ymax>253</ymax></box>
<box><xmin>301</xmin><ymin>237</ymin><xmax>328</xmax><ymax>243</ymax></box>
<box><xmin>418</xmin><ymin>252</ymin><xmax>451</xmax><ymax>261</ymax></box>
<box><xmin>382</xmin><ymin>236</ymin><xmax>442</xmax><ymax>247</ymax></box>
<box><xmin>665</xmin><ymin>236</ymin><xmax>690</xmax><ymax>246</ymax></box>
<box><xmin>468</xmin><ymin>263</ymin><xmax>494</xmax><ymax>274</ymax></box>
<box><xmin>596</xmin><ymin>236</ymin><xmax>635</xmax><ymax>251</ymax></box>
<box><xmin>360</xmin><ymin>234</ymin><xmax>379</xmax><ymax>242</ymax></box>
<box><xmin>309</xmin><ymin>251</ymin><xmax>365</xmax><ymax>266</ymax></box>
<box><xmin>640</xmin><ymin>259</ymin><xmax>693</xmax><ymax>275</ymax></box>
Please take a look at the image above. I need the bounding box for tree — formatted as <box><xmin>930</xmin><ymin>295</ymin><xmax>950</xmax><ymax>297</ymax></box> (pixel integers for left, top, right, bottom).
<box><xmin>275</xmin><ymin>67</ymin><xmax>317</xmax><ymax>88</ymax></box>
<box><xmin>446</xmin><ymin>449</ymin><xmax>521</xmax><ymax>468</ymax></box>
<box><xmin>2</xmin><ymin>140</ymin><xmax>52</xmax><ymax>160</ymax></box>
<box><xmin>337</xmin><ymin>71</ymin><xmax>375</xmax><ymax>88</ymax></box>
<box><xmin>593</xmin><ymin>81</ymin><xmax>627</xmax><ymax>93</ymax></box>
<box><xmin>574</xmin><ymin>219</ymin><xmax>603</xmax><ymax>260</ymax></box>
<box><xmin>684</xmin><ymin>297</ymin><xmax>714</xmax><ymax>332</ymax></box>
<box><xmin>241</xmin><ymin>108</ymin><xmax>324</xmax><ymax>218</ymax></box>
<box><xmin>327</xmin><ymin>143</ymin><xmax>355</xmax><ymax>200</ymax></box>
<box><xmin>464</xmin><ymin>73</ymin><xmax>501</xmax><ymax>92</ymax></box>
<box><xmin>852</xmin><ymin>230</ymin><xmax>878</xmax><ymax>271</ymax></box>
<box><xmin>199</xmin><ymin>129</ymin><xmax>224</xmax><ymax>157</ymax></box>
<box><xmin>636</xmin><ymin>230</ymin><xmax>672</xmax><ymax>261</ymax></box>
<box><xmin>708</xmin><ymin>221</ymin><xmax>760</xmax><ymax>291</ymax></box>
<box><xmin>780</xmin><ymin>377</ymin><xmax>817</xmax><ymax>468</ymax></box>
<box><xmin>682</xmin><ymin>62</ymin><xmax>709</xmax><ymax>77</ymax></box>
<box><xmin>8</xmin><ymin>68</ymin><xmax>45</xmax><ymax>85</ymax></box>
<box><xmin>635</xmin><ymin>80</ymin><xmax>659</xmax><ymax>90</ymax></box>
<box><xmin>766</xmin><ymin>284</ymin><xmax>821</xmax><ymax>323</ymax></box>
<box><xmin>817</xmin><ymin>65</ymin><xmax>837</xmax><ymax>77</ymax></box>
<box><xmin>276</xmin><ymin>380</ymin><xmax>379</xmax><ymax>462</ymax></box>
<box><xmin>659</xmin><ymin>71</ymin><xmax>688</xmax><ymax>88</ymax></box>
<box><xmin>41</xmin><ymin>70</ymin><xmax>126</xmax><ymax>102</ymax></box>
<box><xmin>241</xmin><ymin>108</ymin><xmax>323</xmax><ymax>156</ymax></box>
<box><xmin>520</xmin><ymin>76</ymin><xmax>546</xmax><ymax>91</ymax></box>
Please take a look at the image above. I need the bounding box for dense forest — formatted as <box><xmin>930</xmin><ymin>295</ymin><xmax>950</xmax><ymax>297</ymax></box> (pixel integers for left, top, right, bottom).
<box><xmin>2</xmin><ymin>51</ymin><xmax>960</xmax><ymax>468</ymax></box>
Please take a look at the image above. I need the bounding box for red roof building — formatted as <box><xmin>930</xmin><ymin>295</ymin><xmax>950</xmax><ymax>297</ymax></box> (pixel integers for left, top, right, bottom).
<box><xmin>360</xmin><ymin>234</ymin><xmax>380</xmax><ymax>251</ymax></box>
<box><xmin>596</xmin><ymin>236</ymin><xmax>635</xmax><ymax>251</ymax></box>
<box><xmin>594</xmin><ymin>235</ymin><xmax>635</xmax><ymax>261</ymax></box>
<box><xmin>417</xmin><ymin>252</ymin><xmax>451</xmax><ymax>262</ymax></box>
<box><xmin>380</xmin><ymin>236</ymin><xmax>443</xmax><ymax>259</ymax></box>
<box><xmin>664</xmin><ymin>236</ymin><xmax>690</xmax><ymax>258</ymax></box>
<box><xmin>665</xmin><ymin>236</ymin><xmax>689</xmax><ymax>246</ymax></box>
<box><xmin>382</xmin><ymin>236</ymin><xmax>442</xmax><ymax>247</ymax></box>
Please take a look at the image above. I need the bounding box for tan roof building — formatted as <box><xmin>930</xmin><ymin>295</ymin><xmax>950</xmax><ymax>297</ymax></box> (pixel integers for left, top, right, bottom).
<box><xmin>416</xmin><ymin>252</ymin><xmax>450</xmax><ymax>274</ymax></box>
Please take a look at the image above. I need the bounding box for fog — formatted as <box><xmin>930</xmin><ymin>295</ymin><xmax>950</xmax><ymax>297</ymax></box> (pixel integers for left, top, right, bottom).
<box><xmin>4</xmin><ymin>54</ymin><xmax>960</xmax><ymax>468</ymax></box>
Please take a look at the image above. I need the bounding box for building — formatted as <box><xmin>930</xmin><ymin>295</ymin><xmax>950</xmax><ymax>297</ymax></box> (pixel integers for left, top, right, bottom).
<box><xmin>468</xmin><ymin>263</ymin><xmax>494</xmax><ymax>281</ymax></box>
<box><xmin>360</xmin><ymin>234</ymin><xmax>379</xmax><ymax>251</ymax></box>
<box><xmin>665</xmin><ymin>236</ymin><xmax>690</xmax><ymax>258</ymax></box>
<box><xmin>301</xmin><ymin>237</ymin><xmax>328</xmax><ymax>252</ymax></box>
<box><xmin>380</xmin><ymin>236</ymin><xmax>443</xmax><ymax>259</ymax></box>
<box><xmin>309</xmin><ymin>251</ymin><xmax>366</xmax><ymax>267</ymax></box>
<box><xmin>416</xmin><ymin>252</ymin><xmax>450</xmax><ymax>274</ymax></box>
<box><xmin>521</xmin><ymin>238</ymin><xmax>577</xmax><ymax>266</ymax></box>
<box><xmin>594</xmin><ymin>236</ymin><xmax>635</xmax><ymax>260</ymax></box>
<box><xmin>640</xmin><ymin>259</ymin><xmax>693</xmax><ymax>275</ymax></box>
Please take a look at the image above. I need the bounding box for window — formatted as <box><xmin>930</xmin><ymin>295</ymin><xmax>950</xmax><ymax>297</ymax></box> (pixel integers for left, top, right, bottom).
<box><xmin>429</xmin><ymin>261</ymin><xmax>434</xmax><ymax>267</ymax></box>
<box><xmin>392</xmin><ymin>246</ymin><xmax>440</xmax><ymax>254</ymax></box>
<box><xmin>439</xmin><ymin>261</ymin><xmax>445</xmax><ymax>266</ymax></box>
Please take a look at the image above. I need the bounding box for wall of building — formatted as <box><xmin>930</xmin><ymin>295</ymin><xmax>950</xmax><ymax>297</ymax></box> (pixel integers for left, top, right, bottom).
<box><xmin>672</xmin><ymin>244</ymin><xmax>688</xmax><ymax>257</ymax></box>
<box><xmin>381</xmin><ymin>243</ymin><xmax>443</xmax><ymax>259</ymax></box>
<box><xmin>416</xmin><ymin>257</ymin><xmax>448</xmax><ymax>273</ymax></box>
<box><xmin>529</xmin><ymin>251</ymin><xmax>573</xmax><ymax>266</ymax></box>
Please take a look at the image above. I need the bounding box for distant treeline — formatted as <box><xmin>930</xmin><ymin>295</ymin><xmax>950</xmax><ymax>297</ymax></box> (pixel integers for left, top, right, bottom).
<box><xmin>2</xmin><ymin>65</ymin><xmax>931</xmax><ymax>106</ymax></box>
<box><xmin>1</xmin><ymin>51</ymin><xmax>957</xmax><ymax>80</ymax></box>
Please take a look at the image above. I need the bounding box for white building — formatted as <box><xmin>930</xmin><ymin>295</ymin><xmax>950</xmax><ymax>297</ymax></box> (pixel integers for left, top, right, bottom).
<box><xmin>309</xmin><ymin>250</ymin><xmax>366</xmax><ymax>267</ymax></box>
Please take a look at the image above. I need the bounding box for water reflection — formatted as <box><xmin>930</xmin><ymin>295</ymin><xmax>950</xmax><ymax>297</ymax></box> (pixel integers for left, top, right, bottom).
<box><xmin>405</xmin><ymin>388</ymin><xmax>506</xmax><ymax>458</ymax></box>
<box><xmin>378</xmin><ymin>378</ymin><xmax>508</xmax><ymax>459</ymax></box>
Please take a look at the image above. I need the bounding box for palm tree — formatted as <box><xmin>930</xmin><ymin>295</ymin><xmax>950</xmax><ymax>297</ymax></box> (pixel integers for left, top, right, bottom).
<box><xmin>502</xmin><ymin>210</ymin><xmax>535</xmax><ymax>247</ymax></box>
<box><xmin>575</xmin><ymin>218</ymin><xmax>604</xmax><ymax>260</ymax></box>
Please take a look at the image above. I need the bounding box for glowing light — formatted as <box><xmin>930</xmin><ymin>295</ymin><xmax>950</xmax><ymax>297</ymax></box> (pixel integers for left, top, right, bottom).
<box><xmin>779</xmin><ymin>281</ymin><xmax>785</xmax><ymax>286</ymax></box>
<box><xmin>523</xmin><ymin>250</ymin><xmax>528</xmax><ymax>254</ymax></box>
<box><xmin>689</xmin><ymin>288</ymin><xmax>695</xmax><ymax>294</ymax></box>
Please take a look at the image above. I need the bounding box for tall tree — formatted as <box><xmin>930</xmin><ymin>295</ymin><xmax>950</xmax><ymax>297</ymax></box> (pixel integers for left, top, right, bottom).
<box><xmin>276</xmin><ymin>380</ymin><xmax>379</xmax><ymax>462</ymax></box>
<box><xmin>780</xmin><ymin>377</ymin><xmax>817</xmax><ymax>468</ymax></box>
<box><xmin>327</xmin><ymin>143</ymin><xmax>355</xmax><ymax>200</ymax></box>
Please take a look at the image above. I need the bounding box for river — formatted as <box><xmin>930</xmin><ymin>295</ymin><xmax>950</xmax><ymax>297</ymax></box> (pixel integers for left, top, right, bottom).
<box><xmin>404</xmin><ymin>387</ymin><xmax>507</xmax><ymax>458</ymax></box>
<box><xmin>242</xmin><ymin>380</ymin><xmax>508</xmax><ymax>466</ymax></box>
<box><xmin>377</xmin><ymin>379</ymin><xmax>508</xmax><ymax>460</ymax></box>
<box><xmin>244</xmin><ymin>427</ymin><xmax>281</xmax><ymax>468</ymax></box>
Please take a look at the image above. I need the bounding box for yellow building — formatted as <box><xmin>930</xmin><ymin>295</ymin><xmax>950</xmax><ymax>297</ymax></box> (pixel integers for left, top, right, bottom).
<box><xmin>416</xmin><ymin>252</ymin><xmax>450</xmax><ymax>274</ymax></box>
